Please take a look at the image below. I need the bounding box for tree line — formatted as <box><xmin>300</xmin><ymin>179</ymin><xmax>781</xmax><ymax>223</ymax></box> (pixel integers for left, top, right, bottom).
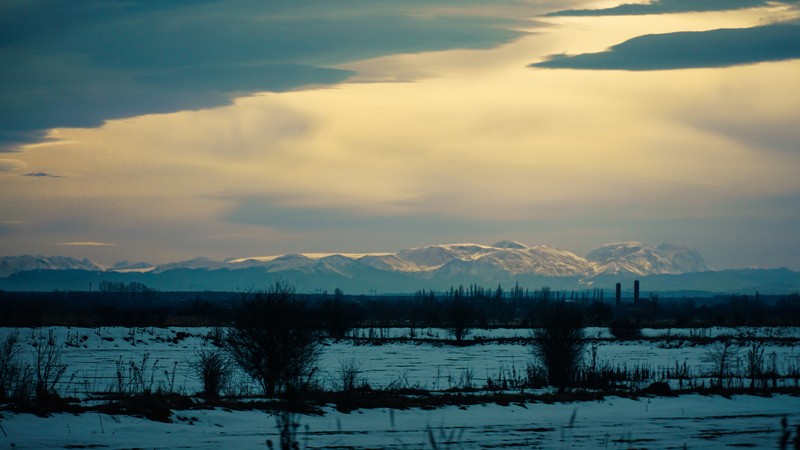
<box><xmin>1</xmin><ymin>282</ymin><xmax>799</xmax><ymax>329</ymax></box>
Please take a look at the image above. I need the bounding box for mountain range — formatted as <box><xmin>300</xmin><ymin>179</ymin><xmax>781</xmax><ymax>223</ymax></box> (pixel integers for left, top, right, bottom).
<box><xmin>1</xmin><ymin>241</ymin><xmax>798</xmax><ymax>294</ymax></box>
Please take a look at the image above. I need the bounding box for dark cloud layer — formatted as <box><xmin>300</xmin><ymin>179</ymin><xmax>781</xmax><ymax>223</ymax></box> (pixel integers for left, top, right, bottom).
<box><xmin>548</xmin><ymin>0</ymin><xmax>796</xmax><ymax>16</ymax></box>
<box><xmin>23</xmin><ymin>172</ymin><xmax>61</xmax><ymax>178</ymax></box>
<box><xmin>0</xmin><ymin>0</ymin><xmax>528</xmax><ymax>150</ymax></box>
<box><xmin>532</xmin><ymin>23</ymin><xmax>800</xmax><ymax>70</ymax></box>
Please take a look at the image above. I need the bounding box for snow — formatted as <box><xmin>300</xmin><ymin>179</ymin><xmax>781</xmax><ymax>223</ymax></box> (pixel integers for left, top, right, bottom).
<box><xmin>0</xmin><ymin>255</ymin><xmax>105</xmax><ymax>277</ymax></box>
<box><xmin>2</xmin><ymin>326</ymin><xmax>799</xmax><ymax>397</ymax></box>
<box><xmin>0</xmin><ymin>240</ymin><xmax>712</xmax><ymax>280</ymax></box>
<box><xmin>587</xmin><ymin>241</ymin><xmax>709</xmax><ymax>276</ymax></box>
<box><xmin>2</xmin><ymin>326</ymin><xmax>800</xmax><ymax>448</ymax></box>
<box><xmin>2</xmin><ymin>395</ymin><xmax>798</xmax><ymax>449</ymax></box>
<box><xmin>228</xmin><ymin>253</ymin><xmax>394</xmax><ymax>264</ymax></box>
<box><xmin>492</xmin><ymin>240</ymin><xmax>528</xmax><ymax>249</ymax></box>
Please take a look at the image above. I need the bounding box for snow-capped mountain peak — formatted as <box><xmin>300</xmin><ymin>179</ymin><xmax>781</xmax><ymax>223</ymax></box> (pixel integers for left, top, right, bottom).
<box><xmin>492</xmin><ymin>240</ymin><xmax>528</xmax><ymax>249</ymax></box>
<box><xmin>0</xmin><ymin>241</ymin><xmax>709</xmax><ymax>282</ymax></box>
<box><xmin>0</xmin><ymin>255</ymin><xmax>105</xmax><ymax>277</ymax></box>
<box><xmin>587</xmin><ymin>241</ymin><xmax>708</xmax><ymax>276</ymax></box>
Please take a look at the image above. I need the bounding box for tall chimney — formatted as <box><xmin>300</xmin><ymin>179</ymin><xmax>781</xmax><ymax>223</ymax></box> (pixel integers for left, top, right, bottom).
<box><xmin>633</xmin><ymin>280</ymin><xmax>640</xmax><ymax>304</ymax></box>
<box><xmin>615</xmin><ymin>283</ymin><xmax>621</xmax><ymax>307</ymax></box>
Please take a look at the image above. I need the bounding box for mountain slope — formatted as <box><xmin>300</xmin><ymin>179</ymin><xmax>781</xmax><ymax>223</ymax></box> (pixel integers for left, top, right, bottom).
<box><xmin>0</xmin><ymin>255</ymin><xmax>104</xmax><ymax>278</ymax></box>
<box><xmin>587</xmin><ymin>241</ymin><xmax>708</xmax><ymax>277</ymax></box>
<box><xmin>0</xmin><ymin>241</ymin><xmax>711</xmax><ymax>280</ymax></box>
<box><xmin>2</xmin><ymin>241</ymin><xmax>791</xmax><ymax>294</ymax></box>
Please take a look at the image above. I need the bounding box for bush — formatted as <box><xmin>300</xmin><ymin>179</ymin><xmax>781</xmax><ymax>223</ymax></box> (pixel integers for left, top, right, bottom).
<box><xmin>608</xmin><ymin>317</ymin><xmax>642</xmax><ymax>340</ymax></box>
<box><xmin>268</xmin><ymin>410</ymin><xmax>303</xmax><ymax>450</ymax></box>
<box><xmin>318</xmin><ymin>292</ymin><xmax>358</xmax><ymax>340</ymax></box>
<box><xmin>191</xmin><ymin>348</ymin><xmax>230</xmax><ymax>399</ymax></box>
<box><xmin>225</xmin><ymin>281</ymin><xmax>322</xmax><ymax>396</ymax></box>
<box><xmin>705</xmin><ymin>339</ymin><xmax>738</xmax><ymax>389</ymax></box>
<box><xmin>531</xmin><ymin>301</ymin><xmax>586</xmax><ymax>391</ymax></box>
<box><xmin>32</xmin><ymin>329</ymin><xmax>67</xmax><ymax>403</ymax></box>
<box><xmin>0</xmin><ymin>334</ymin><xmax>30</xmax><ymax>401</ymax></box>
<box><xmin>446</xmin><ymin>297</ymin><xmax>475</xmax><ymax>343</ymax></box>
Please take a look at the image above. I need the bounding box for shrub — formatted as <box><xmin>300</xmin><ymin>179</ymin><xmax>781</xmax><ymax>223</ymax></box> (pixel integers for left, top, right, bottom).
<box><xmin>0</xmin><ymin>334</ymin><xmax>29</xmax><ymax>401</ymax></box>
<box><xmin>332</xmin><ymin>359</ymin><xmax>370</xmax><ymax>412</ymax></box>
<box><xmin>531</xmin><ymin>301</ymin><xmax>586</xmax><ymax>391</ymax></box>
<box><xmin>268</xmin><ymin>410</ymin><xmax>303</xmax><ymax>450</ymax></box>
<box><xmin>191</xmin><ymin>348</ymin><xmax>230</xmax><ymax>399</ymax></box>
<box><xmin>225</xmin><ymin>281</ymin><xmax>323</xmax><ymax>396</ymax></box>
<box><xmin>745</xmin><ymin>341</ymin><xmax>766</xmax><ymax>389</ymax></box>
<box><xmin>318</xmin><ymin>290</ymin><xmax>358</xmax><ymax>340</ymax></box>
<box><xmin>335</xmin><ymin>359</ymin><xmax>364</xmax><ymax>393</ymax></box>
<box><xmin>608</xmin><ymin>317</ymin><xmax>642</xmax><ymax>340</ymax></box>
<box><xmin>705</xmin><ymin>339</ymin><xmax>739</xmax><ymax>389</ymax></box>
<box><xmin>446</xmin><ymin>297</ymin><xmax>475</xmax><ymax>343</ymax></box>
<box><xmin>32</xmin><ymin>329</ymin><xmax>67</xmax><ymax>402</ymax></box>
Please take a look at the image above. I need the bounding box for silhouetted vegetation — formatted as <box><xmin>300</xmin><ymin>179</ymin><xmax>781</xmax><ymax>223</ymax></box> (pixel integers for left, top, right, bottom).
<box><xmin>531</xmin><ymin>301</ymin><xmax>586</xmax><ymax>391</ymax></box>
<box><xmin>317</xmin><ymin>288</ymin><xmax>360</xmax><ymax>340</ymax></box>
<box><xmin>0</xmin><ymin>334</ymin><xmax>28</xmax><ymax>402</ymax></box>
<box><xmin>32</xmin><ymin>329</ymin><xmax>67</xmax><ymax>403</ymax></box>
<box><xmin>444</xmin><ymin>286</ymin><xmax>477</xmax><ymax>342</ymax></box>
<box><xmin>6</xmin><ymin>277</ymin><xmax>798</xmax><ymax>430</ymax></box>
<box><xmin>1</xmin><ymin>284</ymin><xmax>800</xmax><ymax>330</ymax></box>
<box><xmin>224</xmin><ymin>281</ymin><xmax>323</xmax><ymax>397</ymax></box>
<box><xmin>190</xmin><ymin>348</ymin><xmax>230</xmax><ymax>399</ymax></box>
<box><xmin>608</xmin><ymin>317</ymin><xmax>642</xmax><ymax>340</ymax></box>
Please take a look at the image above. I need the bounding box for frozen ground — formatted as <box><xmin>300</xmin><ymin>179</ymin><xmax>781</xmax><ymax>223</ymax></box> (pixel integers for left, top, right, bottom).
<box><xmin>4</xmin><ymin>326</ymin><xmax>800</xmax><ymax>396</ymax></box>
<box><xmin>1</xmin><ymin>326</ymin><xmax>799</xmax><ymax>448</ymax></box>
<box><xmin>2</xmin><ymin>394</ymin><xmax>799</xmax><ymax>448</ymax></box>
<box><xmin>1</xmin><ymin>327</ymin><xmax>799</xmax><ymax>396</ymax></box>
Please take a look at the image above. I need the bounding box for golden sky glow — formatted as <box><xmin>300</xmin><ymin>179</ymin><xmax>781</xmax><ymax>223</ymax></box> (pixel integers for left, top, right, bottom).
<box><xmin>1</xmin><ymin>2</ymin><xmax>799</xmax><ymax>267</ymax></box>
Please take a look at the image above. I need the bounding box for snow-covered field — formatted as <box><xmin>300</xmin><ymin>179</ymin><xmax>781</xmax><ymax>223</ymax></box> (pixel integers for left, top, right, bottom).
<box><xmin>1</xmin><ymin>326</ymin><xmax>800</xmax><ymax>448</ymax></box>
<box><xmin>2</xmin><ymin>326</ymin><xmax>797</xmax><ymax>395</ymax></box>
<box><xmin>2</xmin><ymin>395</ymin><xmax>799</xmax><ymax>448</ymax></box>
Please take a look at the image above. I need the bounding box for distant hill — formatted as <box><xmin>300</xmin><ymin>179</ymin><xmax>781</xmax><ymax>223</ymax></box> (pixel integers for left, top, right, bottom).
<box><xmin>0</xmin><ymin>255</ymin><xmax>105</xmax><ymax>277</ymax></box>
<box><xmin>1</xmin><ymin>241</ymin><xmax>796</xmax><ymax>294</ymax></box>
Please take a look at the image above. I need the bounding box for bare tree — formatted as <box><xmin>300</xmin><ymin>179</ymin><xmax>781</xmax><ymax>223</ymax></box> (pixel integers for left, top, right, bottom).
<box><xmin>447</xmin><ymin>296</ymin><xmax>475</xmax><ymax>343</ymax></box>
<box><xmin>706</xmin><ymin>338</ymin><xmax>739</xmax><ymax>389</ymax></box>
<box><xmin>531</xmin><ymin>301</ymin><xmax>586</xmax><ymax>391</ymax></box>
<box><xmin>32</xmin><ymin>329</ymin><xmax>67</xmax><ymax>402</ymax></box>
<box><xmin>745</xmin><ymin>341</ymin><xmax>765</xmax><ymax>390</ymax></box>
<box><xmin>225</xmin><ymin>281</ymin><xmax>322</xmax><ymax>396</ymax></box>
<box><xmin>191</xmin><ymin>348</ymin><xmax>231</xmax><ymax>399</ymax></box>
<box><xmin>319</xmin><ymin>289</ymin><xmax>358</xmax><ymax>340</ymax></box>
<box><xmin>0</xmin><ymin>334</ymin><xmax>23</xmax><ymax>400</ymax></box>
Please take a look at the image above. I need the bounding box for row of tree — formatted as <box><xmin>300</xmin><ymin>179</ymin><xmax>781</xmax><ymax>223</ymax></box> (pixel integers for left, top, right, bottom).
<box><xmin>220</xmin><ymin>281</ymin><xmax>588</xmax><ymax>397</ymax></box>
<box><xmin>1</xmin><ymin>284</ymin><xmax>799</xmax><ymax>328</ymax></box>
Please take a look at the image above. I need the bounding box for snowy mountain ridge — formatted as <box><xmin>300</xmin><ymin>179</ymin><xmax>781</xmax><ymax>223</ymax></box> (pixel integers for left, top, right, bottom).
<box><xmin>225</xmin><ymin>241</ymin><xmax>705</xmax><ymax>278</ymax></box>
<box><xmin>0</xmin><ymin>240</ymin><xmax>708</xmax><ymax>280</ymax></box>
<box><xmin>0</xmin><ymin>255</ymin><xmax>106</xmax><ymax>278</ymax></box>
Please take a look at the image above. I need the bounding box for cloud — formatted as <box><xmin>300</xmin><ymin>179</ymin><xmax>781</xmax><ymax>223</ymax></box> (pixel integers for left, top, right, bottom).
<box><xmin>547</xmin><ymin>0</ymin><xmax>791</xmax><ymax>17</ymax></box>
<box><xmin>0</xmin><ymin>158</ymin><xmax>25</xmax><ymax>172</ymax></box>
<box><xmin>0</xmin><ymin>220</ymin><xmax>29</xmax><ymax>237</ymax></box>
<box><xmin>226</xmin><ymin>200</ymin><xmax>498</xmax><ymax>234</ymax></box>
<box><xmin>57</xmin><ymin>241</ymin><xmax>116</xmax><ymax>247</ymax></box>
<box><xmin>136</xmin><ymin>64</ymin><xmax>351</xmax><ymax>93</ymax></box>
<box><xmin>23</xmin><ymin>172</ymin><xmax>60</xmax><ymax>178</ymax></box>
<box><xmin>0</xmin><ymin>0</ymin><xmax>533</xmax><ymax>150</ymax></box>
<box><xmin>2</xmin><ymin>5</ymin><xmax>799</xmax><ymax>268</ymax></box>
<box><xmin>532</xmin><ymin>23</ymin><xmax>800</xmax><ymax>70</ymax></box>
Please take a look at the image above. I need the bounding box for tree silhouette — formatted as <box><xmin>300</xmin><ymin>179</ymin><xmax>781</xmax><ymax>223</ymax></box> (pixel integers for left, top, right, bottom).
<box><xmin>225</xmin><ymin>281</ymin><xmax>322</xmax><ymax>396</ymax></box>
<box><xmin>531</xmin><ymin>301</ymin><xmax>586</xmax><ymax>391</ymax></box>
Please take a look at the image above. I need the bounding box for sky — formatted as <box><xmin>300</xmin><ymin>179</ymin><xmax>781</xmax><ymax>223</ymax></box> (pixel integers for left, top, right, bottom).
<box><xmin>1</xmin><ymin>0</ymin><xmax>799</xmax><ymax>269</ymax></box>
